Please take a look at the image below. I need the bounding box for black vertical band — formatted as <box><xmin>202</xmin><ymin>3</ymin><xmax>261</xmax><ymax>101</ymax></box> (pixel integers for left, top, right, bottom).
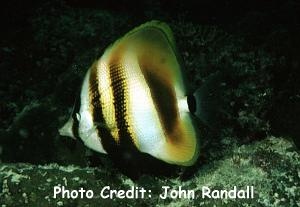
<box><xmin>71</xmin><ymin>93</ymin><xmax>81</xmax><ymax>139</ymax></box>
<box><xmin>109</xmin><ymin>63</ymin><xmax>136</xmax><ymax>148</ymax></box>
<box><xmin>89</xmin><ymin>63</ymin><xmax>117</xmax><ymax>152</ymax></box>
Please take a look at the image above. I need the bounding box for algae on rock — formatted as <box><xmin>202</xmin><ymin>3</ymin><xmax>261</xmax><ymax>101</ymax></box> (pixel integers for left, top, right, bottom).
<box><xmin>1</xmin><ymin>137</ymin><xmax>299</xmax><ymax>206</ymax></box>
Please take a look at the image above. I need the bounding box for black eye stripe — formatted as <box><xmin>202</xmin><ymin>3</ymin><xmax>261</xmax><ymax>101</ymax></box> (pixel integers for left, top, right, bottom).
<box><xmin>71</xmin><ymin>93</ymin><xmax>81</xmax><ymax>139</ymax></box>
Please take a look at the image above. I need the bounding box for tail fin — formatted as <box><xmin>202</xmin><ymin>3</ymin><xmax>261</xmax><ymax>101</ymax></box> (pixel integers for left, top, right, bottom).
<box><xmin>193</xmin><ymin>72</ymin><xmax>225</xmax><ymax>130</ymax></box>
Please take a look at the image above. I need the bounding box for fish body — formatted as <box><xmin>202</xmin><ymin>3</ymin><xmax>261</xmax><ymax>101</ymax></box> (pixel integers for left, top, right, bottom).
<box><xmin>59</xmin><ymin>21</ymin><xmax>200</xmax><ymax>166</ymax></box>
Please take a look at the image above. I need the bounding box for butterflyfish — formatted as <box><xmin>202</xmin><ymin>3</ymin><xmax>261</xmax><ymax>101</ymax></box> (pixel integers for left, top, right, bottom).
<box><xmin>59</xmin><ymin>20</ymin><xmax>203</xmax><ymax>167</ymax></box>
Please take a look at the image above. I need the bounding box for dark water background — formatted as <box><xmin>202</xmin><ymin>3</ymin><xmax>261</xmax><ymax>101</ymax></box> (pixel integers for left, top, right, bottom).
<box><xmin>0</xmin><ymin>0</ymin><xmax>299</xmax><ymax>169</ymax></box>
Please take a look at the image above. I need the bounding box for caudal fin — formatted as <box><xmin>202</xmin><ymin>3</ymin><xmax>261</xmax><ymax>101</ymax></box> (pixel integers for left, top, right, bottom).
<box><xmin>193</xmin><ymin>72</ymin><xmax>225</xmax><ymax>130</ymax></box>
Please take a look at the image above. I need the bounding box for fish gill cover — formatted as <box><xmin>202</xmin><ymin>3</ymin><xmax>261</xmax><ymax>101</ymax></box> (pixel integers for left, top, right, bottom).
<box><xmin>0</xmin><ymin>0</ymin><xmax>299</xmax><ymax>206</ymax></box>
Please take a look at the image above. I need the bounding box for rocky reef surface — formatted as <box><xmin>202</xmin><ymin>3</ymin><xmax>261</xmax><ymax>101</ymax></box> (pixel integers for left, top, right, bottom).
<box><xmin>0</xmin><ymin>0</ymin><xmax>299</xmax><ymax>206</ymax></box>
<box><xmin>1</xmin><ymin>137</ymin><xmax>299</xmax><ymax>206</ymax></box>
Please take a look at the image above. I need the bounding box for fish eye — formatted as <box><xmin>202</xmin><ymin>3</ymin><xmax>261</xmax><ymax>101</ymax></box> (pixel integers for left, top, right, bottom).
<box><xmin>187</xmin><ymin>94</ymin><xmax>196</xmax><ymax>114</ymax></box>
